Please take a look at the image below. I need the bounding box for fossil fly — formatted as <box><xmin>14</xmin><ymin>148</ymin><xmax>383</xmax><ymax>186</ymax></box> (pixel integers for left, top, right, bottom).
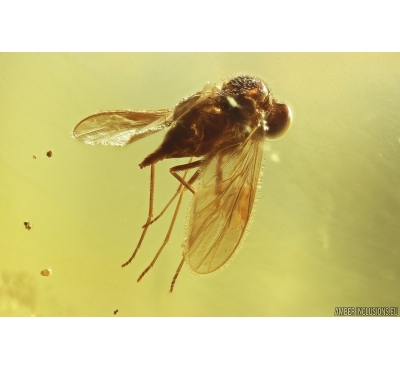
<box><xmin>72</xmin><ymin>75</ymin><xmax>292</xmax><ymax>292</ymax></box>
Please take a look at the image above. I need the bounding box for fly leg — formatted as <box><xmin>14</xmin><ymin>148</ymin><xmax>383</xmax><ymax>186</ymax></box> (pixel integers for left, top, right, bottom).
<box><xmin>162</xmin><ymin>160</ymin><xmax>207</xmax><ymax>292</ymax></box>
<box><xmin>136</xmin><ymin>159</ymin><xmax>202</xmax><ymax>286</ymax></box>
<box><xmin>169</xmin><ymin>160</ymin><xmax>203</xmax><ymax>194</ymax></box>
<box><xmin>142</xmin><ymin>159</ymin><xmax>202</xmax><ymax>228</ymax></box>
<box><xmin>121</xmin><ymin>164</ymin><xmax>156</xmax><ymax>268</ymax></box>
<box><xmin>170</xmin><ymin>256</ymin><xmax>185</xmax><ymax>293</ymax></box>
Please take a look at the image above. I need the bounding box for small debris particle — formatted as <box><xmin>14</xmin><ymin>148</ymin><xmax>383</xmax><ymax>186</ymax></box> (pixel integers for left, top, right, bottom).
<box><xmin>24</xmin><ymin>221</ymin><xmax>32</xmax><ymax>230</ymax></box>
<box><xmin>40</xmin><ymin>269</ymin><xmax>52</xmax><ymax>277</ymax></box>
<box><xmin>32</xmin><ymin>155</ymin><xmax>37</xmax><ymax>159</ymax></box>
<box><xmin>113</xmin><ymin>309</ymin><xmax>119</xmax><ymax>315</ymax></box>
<box><xmin>46</xmin><ymin>150</ymin><xmax>53</xmax><ymax>158</ymax></box>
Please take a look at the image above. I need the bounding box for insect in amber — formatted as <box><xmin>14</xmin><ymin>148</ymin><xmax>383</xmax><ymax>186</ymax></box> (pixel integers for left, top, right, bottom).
<box><xmin>72</xmin><ymin>75</ymin><xmax>292</xmax><ymax>292</ymax></box>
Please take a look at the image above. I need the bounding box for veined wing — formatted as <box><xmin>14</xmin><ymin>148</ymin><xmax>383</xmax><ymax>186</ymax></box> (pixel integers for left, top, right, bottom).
<box><xmin>72</xmin><ymin>109</ymin><xmax>173</xmax><ymax>146</ymax></box>
<box><xmin>184</xmin><ymin>126</ymin><xmax>266</xmax><ymax>274</ymax></box>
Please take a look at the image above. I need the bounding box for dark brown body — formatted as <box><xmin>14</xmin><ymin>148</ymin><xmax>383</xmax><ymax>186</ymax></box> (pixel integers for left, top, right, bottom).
<box><xmin>139</xmin><ymin>76</ymin><xmax>291</xmax><ymax>168</ymax></box>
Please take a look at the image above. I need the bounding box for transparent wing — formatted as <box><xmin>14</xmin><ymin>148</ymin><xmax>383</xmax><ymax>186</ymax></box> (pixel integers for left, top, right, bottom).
<box><xmin>72</xmin><ymin>109</ymin><xmax>173</xmax><ymax>146</ymax></box>
<box><xmin>184</xmin><ymin>126</ymin><xmax>266</xmax><ymax>274</ymax></box>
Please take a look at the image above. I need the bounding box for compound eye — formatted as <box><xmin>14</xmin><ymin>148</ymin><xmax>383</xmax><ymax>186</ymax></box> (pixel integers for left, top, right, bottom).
<box><xmin>265</xmin><ymin>103</ymin><xmax>292</xmax><ymax>139</ymax></box>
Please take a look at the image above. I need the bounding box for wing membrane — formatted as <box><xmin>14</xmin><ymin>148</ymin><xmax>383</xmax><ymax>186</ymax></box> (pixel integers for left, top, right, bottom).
<box><xmin>72</xmin><ymin>109</ymin><xmax>173</xmax><ymax>146</ymax></box>
<box><xmin>185</xmin><ymin>127</ymin><xmax>265</xmax><ymax>274</ymax></box>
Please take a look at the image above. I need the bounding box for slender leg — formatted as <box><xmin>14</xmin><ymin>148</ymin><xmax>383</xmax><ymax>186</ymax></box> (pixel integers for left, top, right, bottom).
<box><xmin>136</xmin><ymin>160</ymin><xmax>203</xmax><ymax>284</ymax></box>
<box><xmin>121</xmin><ymin>164</ymin><xmax>155</xmax><ymax>268</ymax></box>
<box><xmin>143</xmin><ymin>169</ymin><xmax>200</xmax><ymax>228</ymax></box>
<box><xmin>143</xmin><ymin>191</ymin><xmax>180</xmax><ymax>228</ymax></box>
<box><xmin>170</xmin><ymin>256</ymin><xmax>185</xmax><ymax>293</ymax></box>
<box><xmin>123</xmin><ymin>158</ymin><xmax>203</xmax><ymax>291</ymax></box>
<box><xmin>170</xmin><ymin>160</ymin><xmax>203</xmax><ymax>194</ymax></box>
<box><xmin>137</xmin><ymin>182</ymin><xmax>186</xmax><ymax>282</ymax></box>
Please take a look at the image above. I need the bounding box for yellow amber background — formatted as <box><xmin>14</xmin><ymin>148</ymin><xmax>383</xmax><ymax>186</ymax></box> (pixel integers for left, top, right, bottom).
<box><xmin>1</xmin><ymin>53</ymin><xmax>399</xmax><ymax>316</ymax></box>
